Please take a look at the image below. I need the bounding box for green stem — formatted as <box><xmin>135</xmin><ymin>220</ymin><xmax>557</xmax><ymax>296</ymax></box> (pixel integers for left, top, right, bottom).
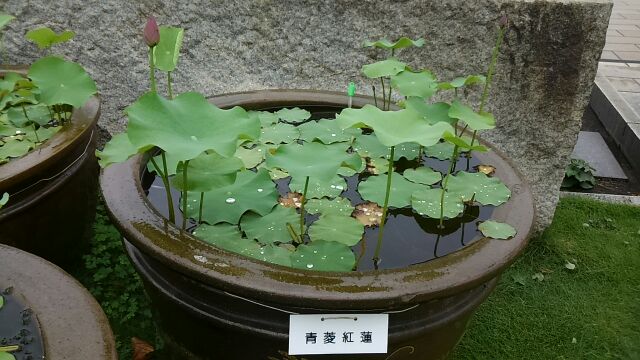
<box><xmin>149</xmin><ymin>46</ymin><xmax>157</xmax><ymax>92</ymax></box>
<box><xmin>287</xmin><ymin>223</ymin><xmax>301</xmax><ymax>244</ymax></box>
<box><xmin>386</xmin><ymin>77</ymin><xmax>392</xmax><ymax>110</ymax></box>
<box><xmin>373</xmin><ymin>146</ymin><xmax>395</xmax><ymax>263</ymax></box>
<box><xmin>380</xmin><ymin>77</ymin><xmax>386</xmax><ymax>110</ymax></box>
<box><xmin>0</xmin><ymin>345</ymin><xmax>19</xmax><ymax>352</ymax></box>
<box><xmin>372</xmin><ymin>85</ymin><xmax>378</xmax><ymax>108</ymax></box>
<box><xmin>299</xmin><ymin>176</ymin><xmax>310</xmax><ymax>236</ymax></box>
<box><xmin>160</xmin><ymin>152</ymin><xmax>176</xmax><ymax>223</ymax></box>
<box><xmin>167</xmin><ymin>71</ymin><xmax>174</xmax><ymax>99</ymax></box>
<box><xmin>20</xmin><ymin>104</ymin><xmax>40</xmax><ymax>143</ymax></box>
<box><xmin>181</xmin><ymin>160</ymin><xmax>190</xmax><ymax>230</ymax></box>
<box><xmin>439</xmin><ymin>146</ymin><xmax>459</xmax><ymax>228</ymax></box>
<box><xmin>198</xmin><ymin>192</ymin><xmax>204</xmax><ymax>224</ymax></box>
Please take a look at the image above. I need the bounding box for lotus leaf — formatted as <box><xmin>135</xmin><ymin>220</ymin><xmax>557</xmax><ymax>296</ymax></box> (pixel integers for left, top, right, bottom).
<box><xmin>240</xmin><ymin>205</ymin><xmax>299</xmax><ymax>244</ymax></box>
<box><xmin>0</xmin><ymin>13</ymin><xmax>15</xmax><ymax>29</ymax></box>
<box><xmin>126</xmin><ymin>91</ymin><xmax>260</xmax><ymax>161</ymax></box>
<box><xmin>234</xmin><ymin>146</ymin><xmax>265</xmax><ymax>169</ymax></box>
<box><xmin>442</xmin><ymin>132</ymin><xmax>488</xmax><ymax>152</ymax></box>
<box><xmin>366</xmin><ymin>157</ymin><xmax>389</xmax><ymax>174</ymax></box>
<box><xmin>403</xmin><ymin>167</ymin><xmax>442</xmax><ymax>185</ymax></box>
<box><xmin>390</xmin><ymin>70</ymin><xmax>437</xmax><ymax>99</ymax></box>
<box><xmin>308</xmin><ymin>214</ymin><xmax>364</xmax><ymax>246</ymax></box>
<box><xmin>290</xmin><ymin>241</ymin><xmax>355</xmax><ymax>272</ymax></box>
<box><xmin>438</xmin><ymin>75</ymin><xmax>486</xmax><ymax>90</ymax></box>
<box><xmin>306</xmin><ymin>197</ymin><xmax>354</xmax><ymax>217</ymax></box>
<box><xmin>26</xmin><ymin>27</ymin><xmax>74</xmax><ymax>49</ymax></box>
<box><xmin>0</xmin><ymin>72</ymin><xmax>22</xmax><ymax>93</ymax></box>
<box><xmin>250</xmin><ymin>244</ymin><xmax>293</xmax><ymax>267</ymax></box>
<box><xmin>266</xmin><ymin>142</ymin><xmax>361</xmax><ymax>182</ymax></box>
<box><xmin>411</xmin><ymin>188</ymin><xmax>465</xmax><ymax>219</ymax></box>
<box><xmin>193</xmin><ymin>223</ymin><xmax>243</xmax><ymax>245</ymax></box>
<box><xmin>446</xmin><ymin>171</ymin><xmax>511</xmax><ymax>206</ymax></box>
<box><xmin>448</xmin><ymin>100</ymin><xmax>495</xmax><ymax>131</ymax></box>
<box><xmin>25</xmin><ymin>125</ymin><xmax>59</xmax><ymax>143</ymax></box>
<box><xmin>478</xmin><ymin>220</ymin><xmax>517</xmax><ymax>239</ymax></box>
<box><xmin>358</xmin><ymin>172</ymin><xmax>427</xmax><ymax>208</ymax></box>
<box><xmin>96</xmin><ymin>133</ymin><xmax>144</xmax><ymax>168</ymax></box>
<box><xmin>0</xmin><ymin>138</ymin><xmax>33</xmax><ymax>160</ymax></box>
<box><xmin>154</xmin><ymin>26</ymin><xmax>184</xmax><ymax>72</ymax></box>
<box><xmin>363</xmin><ymin>37</ymin><xmax>425</xmax><ymax>50</ymax></box>
<box><xmin>188</xmin><ymin>169</ymin><xmax>278</xmax><ymax>224</ymax></box>
<box><xmin>0</xmin><ymin>192</ymin><xmax>8</xmax><ymax>209</ymax></box>
<box><xmin>28</xmin><ymin>56</ymin><xmax>97</xmax><ymax>108</ymax></box>
<box><xmin>0</xmin><ymin>352</ymin><xmax>16</xmax><ymax>360</ymax></box>
<box><xmin>336</xmin><ymin>105</ymin><xmax>453</xmax><ymax>147</ymax></box>
<box><xmin>260</xmin><ymin>122</ymin><xmax>300</xmax><ymax>144</ymax></box>
<box><xmin>297</xmin><ymin>119</ymin><xmax>359</xmax><ymax>144</ymax></box>
<box><xmin>249</xmin><ymin>111</ymin><xmax>279</xmax><ymax>126</ymax></box>
<box><xmin>404</xmin><ymin>98</ymin><xmax>456</xmax><ymax>126</ymax></box>
<box><xmin>361</xmin><ymin>58</ymin><xmax>407</xmax><ymax>79</ymax></box>
<box><xmin>171</xmin><ymin>152</ymin><xmax>244</xmax><ymax>192</ymax></box>
<box><xmin>289</xmin><ymin>174</ymin><xmax>347</xmax><ymax>199</ymax></box>
<box><xmin>424</xmin><ymin>141</ymin><xmax>456</xmax><ymax>160</ymax></box>
<box><xmin>275</xmin><ymin>107</ymin><xmax>311</xmax><ymax>124</ymax></box>
<box><xmin>7</xmin><ymin>104</ymin><xmax>51</xmax><ymax>127</ymax></box>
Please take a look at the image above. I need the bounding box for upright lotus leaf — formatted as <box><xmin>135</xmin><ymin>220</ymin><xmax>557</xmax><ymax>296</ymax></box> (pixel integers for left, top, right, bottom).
<box><xmin>0</xmin><ymin>72</ymin><xmax>23</xmax><ymax>93</ymax></box>
<box><xmin>411</xmin><ymin>188</ymin><xmax>465</xmax><ymax>219</ymax></box>
<box><xmin>363</xmin><ymin>37</ymin><xmax>425</xmax><ymax>50</ymax></box>
<box><xmin>358</xmin><ymin>172</ymin><xmax>427</xmax><ymax>208</ymax></box>
<box><xmin>171</xmin><ymin>152</ymin><xmax>244</xmax><ymax>192</ymax></box>
<box><xmin>478</xmin><ymin>220</ymin><xmax>517</xmax><ymax>239</ymax></box>
<box><xmin>240</xmin><ymin>205</ymin><xmax>299</xmax><ymax>245</ymax></box>
<box><xmin>276</xmin><ymin>107</ymin><xmax>311</xmax><ymax>124</ymax></box>
<box><xmin>336</xmin><ymin>105</ymin><xmax>453</xmax><ymax>147</ymax></box>
<box><xmin>352</xmin><ymin>134</ymin><xmax>388</xmax><ymax>159</ymax></box>
<box><xmin>361</xmin><ymin>58</ymin><xmax>407</xmax><ymax>79</ymax></box>
<box><xmin>0</xmin><ymin>192</ymin><xmax>9</xmax><ymax>209</ymax></box>
<box><xmin>25</xmin><ymin>27</ymin><xmax>75</xmax><ymax>49</ymax></box>
<box><xmin>297</xmin><ymin>119</ymin><xmax>360</xmax><ymax>144</ymax></box>
<box><xmin>306</xmin><ymin>197</ymin><xmax>354</xmax><ymax>217</ymax></box>
<box><xmin>290</xmin><ymin>241</ymin><xmax>356</xmax><ymax>272</ymax></box>
<box><xmin>446</xmin><ymin>171</ymin><xmax>511</xmax><ymax>206</ymax></box>
<box><xmin>0</xmin><ymin>13</ymin><xmax>15</xmax><ymax>30</ymax></box>
<box><xmin>390</xmin><ymin>70</ymin><xmax>438</xmax><ymax>99</ymax></box>
<box><xmin>448</xmin><ymin>100</ymin><xmax>495</xmax><ymax>131</ymax></box>
<box><xmin>438</xmin><ymin>75</ymin><xmax>486</xmax><ymax>90</ymax></box>
<box><xmin>266</xmin><ymin>142</ymin><xmax>361</xmax><ymax>182</ymax></box>
<box><xmin>289</xmin><ymin>174</ymin><xmax>346</xmax><ymax>199</ymax></box>
<box><xmin>425</xmin><ymin>141</ymin><xmax>456</xmax><ymax>160</ymax></box>
<box><xmin>442</xmin><ymin>132</ymin><xmax>488</xmax><ymax>152</ymax></box>
<box><xmin>146</xmin><ymin>151</ymin><xmax>183</xmax><ymax>176</ymax></box>
<box><xmin>96</xmin><ymin>133</ymin><xmax>145</xmax><ymax>168</ymax></box>
<box><xmin>404</xmin><ymin>98</ymin><xmax>456</xmax><ymax>126</ymax></box>
<box><xmin>7</xmin><ymin>104</ymin><xmax>51</xmax><ymax>127</ymax></box>
<box><xmin>126</xmin><ymin>92</ymin><xmax>260</xmax><ymax>161</ymax></box>
<box><xmin>308</xmin><ymin>214</ymin><xmax>364</xmax><ymax>246</ymax></box>
<box><xmin>260</xmin><ymin>122</ymin><xmax>300</xmax><ymax>144</ymax></box>
<box><xmin>188</xmin><ymin>168</ymin><xmax>278</xmax><ymax>224</ymax></box>
<box><xmin>153</xmin><ymin>26</ymin><xmax>184</xmax><ymax>72</ymax></box>
<box><xmin>248</xmin><ymin>111</ymin><xmax>280</xmax><ymax>126</ymax></box>
<box><xmin>403</xmin><ymin>167</ymin><xmax>442</xmax><ymax>185</ymax></box>
<box><xmin>0</xmin><ymin>138</ymin><xmax>33</xmax><ymax>161</ymax></box>
<box><xmin>28</xmin><ymin>56</ymin><xmax>97</xmax><ymax>108</ymax></box>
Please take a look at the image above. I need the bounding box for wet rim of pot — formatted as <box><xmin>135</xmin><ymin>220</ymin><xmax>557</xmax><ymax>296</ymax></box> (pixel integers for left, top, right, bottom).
<box><xmin>0</xmin><ymin>66</ymin><xmax>101</xmax><ymax>191</ymax></box>
<box><xmin>100</xmin><ymin>89</ymin><xmax>535</xmax><ymax>310</ymax></box>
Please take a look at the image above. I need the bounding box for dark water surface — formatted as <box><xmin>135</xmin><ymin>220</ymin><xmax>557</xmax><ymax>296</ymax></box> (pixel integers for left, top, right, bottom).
<box><xmin>0</xmin><ymin>288</ymin><xmax>45</xmax><ymax>360</ymax></box>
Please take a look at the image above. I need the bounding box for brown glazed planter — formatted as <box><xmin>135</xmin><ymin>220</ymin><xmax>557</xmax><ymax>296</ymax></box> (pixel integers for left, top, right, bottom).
<box><xmin>0</xmin><ymin>244</ymin><xmax>118</xmax><ymax>360</ymax></box>
<box><xmin>101</xmin><ymin>90</ymin><xmax>535</xmax><ymax>360</ymax></box>
<box><xmin>0</xmin><ymin>67</ymin><xmax>100</xmax><ymax>269</ymax></box>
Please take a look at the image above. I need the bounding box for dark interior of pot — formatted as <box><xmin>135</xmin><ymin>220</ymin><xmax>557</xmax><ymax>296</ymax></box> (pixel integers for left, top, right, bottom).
<box><xmin>0</xmin><ymin>287</ymin><xmax>45</xmax><ymax>360</ymax></box>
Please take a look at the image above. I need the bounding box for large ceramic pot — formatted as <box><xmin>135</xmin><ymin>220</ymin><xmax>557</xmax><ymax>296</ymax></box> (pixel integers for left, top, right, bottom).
<box><xmin>101</xmin><ymin>90</ymin><xmax>535</xmax><ymax>360</ymax></box>
<box><xmin>0</xmin><ymin>67</ymin><xmax>100</xmax><ymax>269</ymax></box>
<box><xmin>0</xmin><ymin>244</ymin><xmax>117</xmax><ymax>359</ymax></box>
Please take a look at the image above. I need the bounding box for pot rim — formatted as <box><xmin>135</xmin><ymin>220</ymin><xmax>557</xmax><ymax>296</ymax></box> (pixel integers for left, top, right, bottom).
<box><xmin>0</xmin><ymin>66</ymin><xmax>101</xmax><ymax>191</ymax></box>
<box><xmin>100</xmin><ymin>89</ymin><xmax>535</xmax><ymax>309</ymax></box>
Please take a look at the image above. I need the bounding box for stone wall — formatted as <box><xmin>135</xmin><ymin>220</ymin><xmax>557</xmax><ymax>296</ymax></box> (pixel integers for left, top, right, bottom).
<box><xmin>1</xmin><ymin>0</ymin><xmax>612</xmax><ymax>233</ymax></box>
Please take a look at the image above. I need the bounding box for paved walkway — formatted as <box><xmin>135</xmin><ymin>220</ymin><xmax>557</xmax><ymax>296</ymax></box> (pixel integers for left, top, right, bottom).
<box><xmin>603</xmin><ymin>0</ymin><xmax>640</xmax><ymax>62</ymax></box>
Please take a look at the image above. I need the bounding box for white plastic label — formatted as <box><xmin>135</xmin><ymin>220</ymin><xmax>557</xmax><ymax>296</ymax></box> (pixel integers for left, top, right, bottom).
<box><xmin>288</xmin><ymin>314</ymin><xmax>389</xmax><ymax>355</ymax></box>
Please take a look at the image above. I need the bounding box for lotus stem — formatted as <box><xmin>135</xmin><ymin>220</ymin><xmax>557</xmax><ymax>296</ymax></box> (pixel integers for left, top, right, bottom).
<box><xmin>372</xmin><ymin>85</ymin><xmax>378</xmax><ymax>108</ymax></box>
<box><xmin>373</xmin><ymin>146</ymin><xmax>395</xmax><ymax>263</ymax></box>
<box><xmin>386</xmin><ymin>78</ymin><xmax>392</xmax><ymax>110</ymax></box>
<box><xmin>287</xmin><ymin>222</ymin><xmax>301</xmax><ymax>244</ymax></box>
<box><xmin>160</xmin><ymin>152</ymin><xmax>176</xmax><ymax>223</ymax></box>
<box><xmin>148</xmin><ymin>46</ymin><xmax>157</xmax><ymax>92</ymax></box>
<box><xmin>167</xmin><ymin>71</ymin><xmax>173</xmax><ymax>99</ymax></box>
<box><xmin>439</xmin><ymin>146</ymin><xmax>459</xmax><ymax>228</ymax></box>
<box><xmin>0</xmin><ymin>345</ymin><xmax>19</xmax><ymax>352</ymax></box>
<box><xmin>181</xmin><ymin>160</ymin><xmax>190</xmax><ymax>230</ymax></box>
<box><xmin>198</xmin><ymin>192</ymin><xmax>204</xmax><ymax>224</ymax></box>
<box><xmin>299</xmin><ymin>176</ymin><xmax>310</xmax><ymax>236</ymax></box>
<box><xmin>380</xmin><ymin>78</ymin><xmax>386</xmax><ymax>110</ymax></box>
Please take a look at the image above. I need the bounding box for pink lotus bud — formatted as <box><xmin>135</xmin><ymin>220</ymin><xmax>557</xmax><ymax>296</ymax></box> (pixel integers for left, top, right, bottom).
<box><xmin>143</xmin><ymin>16</ymin><xmax>160</xmax><ymax>47</ymax></box>
<box><xmin>499</xmin><ymin>15</ymin><xmax>509</xmax><ymax>29</ymax></box>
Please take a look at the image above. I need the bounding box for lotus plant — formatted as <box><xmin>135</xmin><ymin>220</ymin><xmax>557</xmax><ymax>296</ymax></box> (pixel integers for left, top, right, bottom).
<box><xmin>98</xmin><ymin>16</ymin><xmax>516</xmax><ymax>272</ymax></box>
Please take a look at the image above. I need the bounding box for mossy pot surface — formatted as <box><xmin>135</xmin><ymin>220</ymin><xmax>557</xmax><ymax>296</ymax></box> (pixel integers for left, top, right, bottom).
<box><xmin>0</xmin><ymin>67</ymin><xmax>101</xmax><ymax>269</ymax></box>
<box><xmin>101</xmin><ymin>90</ymin><xmax>535</xmax><ymax>360</ymax></box>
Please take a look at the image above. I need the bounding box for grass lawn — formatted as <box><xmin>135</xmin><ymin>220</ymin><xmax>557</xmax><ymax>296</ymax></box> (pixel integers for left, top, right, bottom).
<box><xmin>74</xmin><ymin>197</ymin><xmax>640</xmax><ymax>359</ymax></box>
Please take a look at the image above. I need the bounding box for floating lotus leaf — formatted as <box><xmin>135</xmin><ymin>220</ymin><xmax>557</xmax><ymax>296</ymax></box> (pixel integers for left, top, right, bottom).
<box><xmin>390</xmin><ymin>70</ymin><xmax>437</xmax><ymax>99</ymax></box>
<box><xmin>336</xmin><ymin>105</ymin><xmax>453</xmax><ymax>147</ymax></box>
<box><xmin>0</xmin><ymin>192</ymin><xmax>9</xmax><ymax>209</ymax></box>
<box><xmin>96</xmin><ymin>133</ymin><xmax>144</xmax><ymax>168</ymax></box>
<box><xmin>0</xmin><ymin>138</ymin><xmax>33</xmax><ymax>161</ymax></box>
<box><xmin>154</xmin><ymin>26</ymin><xmax>184</xmax><ymax>72</ymax></box>
<box><xmin>248</xmin><ymin>111</ymin><xmax>279</xmax><ymax>126</ymax></box>
<box><xmin>403</xmin><ymin>167</ymin><xmax>442</xmax><ymax>185</ymax></box>
<box><xmin>448</xmin><ymin>100</ymin><xmax>495</xmax><ymax>131</ymax></box>
<box><xmin>446</xmin><ymin>171</ymin><xmax>511</xmax><ymax>206</ymax></box>
<box><xmin>366</xmin><ymin>157</ymin><xmax>389</xmax><ymax>175</ymax></box>
<box><xmin>306</xmin><ymin>197</ymin><xmax>353</xmax><ymax>217</ymax></box>
<box><xmin>189</xmin><ymin>168</ymin><xmax>278</xmax><ymax>224</ymax></box>
<box><xmin>171</xmin><ymin>152</ymin><xmax>244</xmax><ymax>192</ymax></box>
<box><xmin>438</xmin><ymin>75</ymin><xmax>486</xmax><ymax>90</ymax></box>
<box><xmin>234</xmin><ymin>146</ymin><xmax>265</xmax><ymax>169</ymax></box>
<box><xmin>394</xmin><ymin>142</ymin><xmax>421</xmax><ymax>161</ymax></box>
<box><xmin>126</xmin><ymin>92</ymin><xmax>260</xmax><ymax>161</ymax></box>
<box><xmin>266</xmin><ymin>142</ymin><xmax>361</xmax><ymax>182</ymax></box>
<box><xmin>23</xmin><ymin>125</ymin><xmax>60</xmax><ymax>144</ymax></box>
<box><xmin>411</xmin><ymin>188</ymin><xmax>465</xmax><ymax>219</ymax></box>
<box><xmin>424</xmin><ymin>141</ymin><xmax>456</xmax><ymax>160</ymax></box>
<box><xmin>260</xmin><ymin>122</ymin><xmax>300</xmax><ymax>144</ymax></box>
<box><xmin>478</xmin><ymin>220</ymin><xmax>517</xmax><ymax>239</ymax></box>
<box><xmin>0</xmin><ymin>351</ymin><xmax>17</xmax><ymax>360</ymax></box>
<box><xmin>297</xmin><ymin>119</ymin><xmax>359</xmax><ymax>144</ymax></box>
<box><xmin>337</xmin><ymin>160</ymin><xmax>366</xmax><ymax>176</ymax></box>
<box><xmin>250</xmin><ymin>244</ymin><xmax>293</xmax><ymax>267</ymax></box>
<box><xmin>7</xmin><ymin>104</ymin><xmax>51</xmax><ymax>127</ymax></box>
<box><xmin>26</xmin><ymin>27</ymin><xmax>75</xmax><ymax>49</ymax></box>
<box><xmin>352</xmin><ymin>133</ymin><xmax>388</xmax><ymax>159</ymax></box>
<box><xmin>358</xmin><ymin>172</ymin><xmax>427</xmax><ymax>208</ymax></box>
<box><xmin>404</xmin><ymin>98</ymin><xmax>456</xmax><ymax>126</ymax></box>
<box><xmin>361</xmin><ymin>58</ymin><xmax>407</xmax><ymax>79</ymax></box>
<box><xmin>290</xmin><ymin>240</ymin><xmax>355</xmax><ymax>272</ymax></box>
<box><xmin>268</xmin><ymin>167</ymin><xmax>289</xmax><ymax>180</ymax></box>
<box><xmin>0</xmin><ymin>13</ymin><xmax>15</xmax><ymax>29</ymax></box>
<box><xmin>289</xmin><ymin>174</ymin><xmax>346</xmax><ymax>199</ymax></box>
<box><xmin>442</xmin><ymin>132</ymin><xmax>487</xmax><ymax>152</ymax></box>
<box><xmin>308</xmin><ymin>214</ymin><xmax>364</xmax><ymax>246</ymax></box>
<box><xmin>352</xmin><ymin>201</ymin><xmax>384</xmax><ymax>227</ymax></box>
<box><xmin>0</xmin><ymin>72</ymin><xmax>22</xmax><ymax>93</ymax></box>
<box><xmin>363</xmin><ymin>37</ymin><xmax>425</xmax><ymax>50</ymax></box>
<box><xmin>193</xmin><ymin>223</ymin><xmax>243</xmax><ymax>245</ymax></box>
<box><xmin>275</xmin><ymin>107</ymin><xmax>311</xmax><ymax>124</ymax></box>
<box><xmin>28</xmin><ymin>56</ymin><xmax>97</xmax><ymax>108</ymax></box>
<box><xmin>240</xmin><ymin>205</ymin><xmax>298</xmax><ymax>244</ymax></box>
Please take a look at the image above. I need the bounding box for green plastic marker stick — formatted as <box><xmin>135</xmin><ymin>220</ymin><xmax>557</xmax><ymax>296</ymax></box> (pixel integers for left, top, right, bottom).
<box><xmin>347</xmin><ymin>82</ymin><xmax>356</xmax><ymax>108</ymax></box>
